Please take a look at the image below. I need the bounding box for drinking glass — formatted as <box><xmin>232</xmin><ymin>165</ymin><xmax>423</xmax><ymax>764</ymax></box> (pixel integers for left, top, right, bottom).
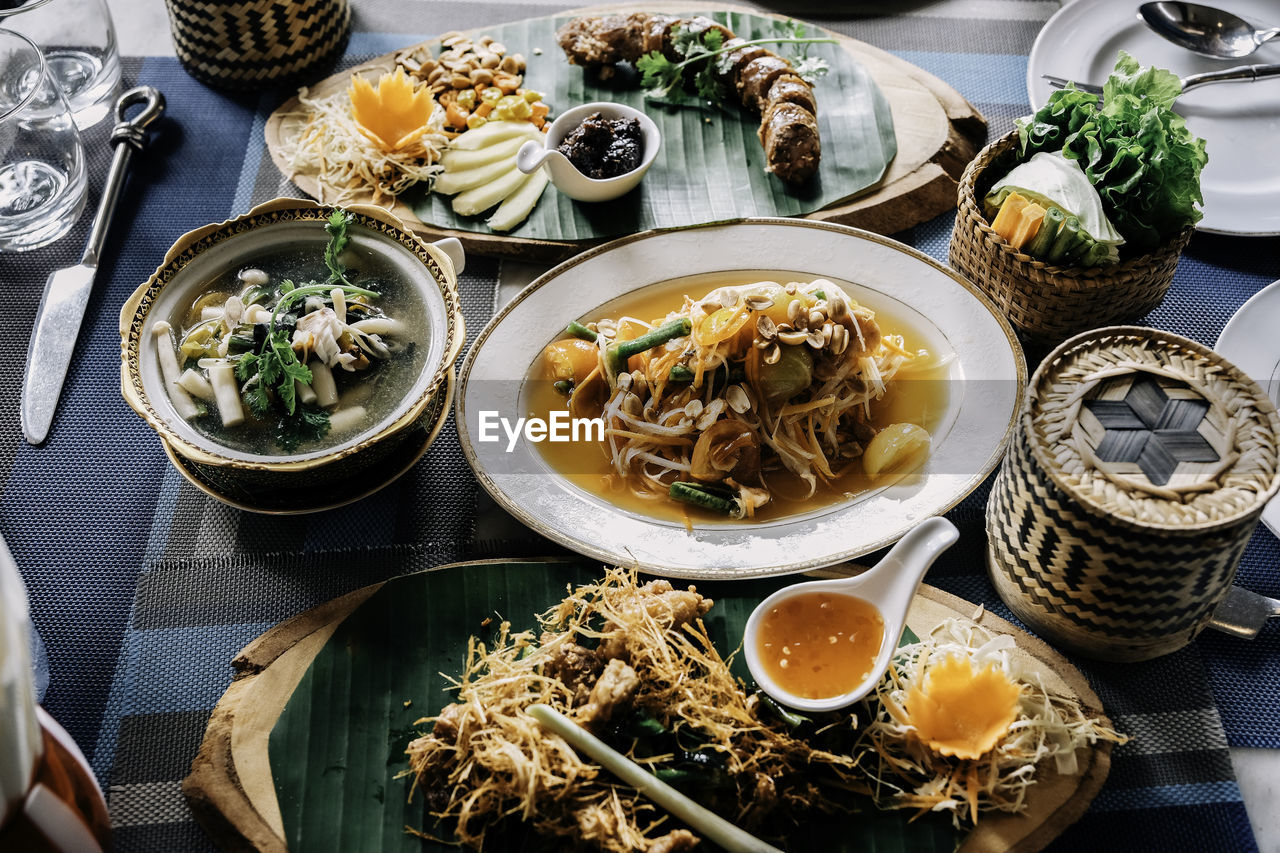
<box><xmin>0</xmin><ymin>29</ymin><xmax>87</xmax><ymax>252</ymax></box>
<box><xmin>0</xmin><ymin>0</ymin><xmax>121</xmax><ymax>128</ymax></box>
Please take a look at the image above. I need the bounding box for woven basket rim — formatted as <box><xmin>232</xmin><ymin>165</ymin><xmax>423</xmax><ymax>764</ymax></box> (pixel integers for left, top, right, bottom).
<box><xmin>957</xmin><ymin>131</ymin><xmax>1195</xmax><ymax>286</ymax></box>
<box><xmin>1021</xmin><ymin>325</ymin><xmax>1280</xmax><ymax>532</ymax></box>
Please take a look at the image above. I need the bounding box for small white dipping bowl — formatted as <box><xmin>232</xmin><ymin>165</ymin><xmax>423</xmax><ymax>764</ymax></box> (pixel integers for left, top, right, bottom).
<box><xmin>743</xmin><ymin>517</ymin><xmax>960</xmax><ymax>712</ymax></box>
<box><xmin>515</xmin><ymin>101</ymin><xmax>661</xmax><ymax>203</ymax></box>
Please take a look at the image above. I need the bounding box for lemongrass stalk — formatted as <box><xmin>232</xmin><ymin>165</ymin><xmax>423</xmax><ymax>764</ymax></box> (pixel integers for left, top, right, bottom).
<box><xmin>527</xmin><ymin>704</ymin><xmax>782</xmax><ymax>853</ymax></box>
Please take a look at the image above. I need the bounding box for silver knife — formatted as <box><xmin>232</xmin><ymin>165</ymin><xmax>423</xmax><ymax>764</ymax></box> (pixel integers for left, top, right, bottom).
<box><xmin>21</xmin><ymin>86</ymin><xmax>164</xmax><ymax>445</ymax></box>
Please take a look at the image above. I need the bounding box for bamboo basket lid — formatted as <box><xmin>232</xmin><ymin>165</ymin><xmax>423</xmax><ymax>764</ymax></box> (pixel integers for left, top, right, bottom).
<box><xmin>1024</xmin><ymin>327</ymin><xmax>1280</xmax><ymax>531</ymax></box>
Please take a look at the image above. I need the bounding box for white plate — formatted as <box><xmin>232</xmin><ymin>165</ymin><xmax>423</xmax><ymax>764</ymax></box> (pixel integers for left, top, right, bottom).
<box><xmin>457</xmin><ymin>220</ymin><xmax>1026</xmax><ymax>580</ymax></box>
<box><xmin>1215</xmin><ymin>278</ymin><xmax>1280</xmax><ymax>535</ymax></box>
<box><xmin>1027</xmin><ymin>0</ymin><xmax>1280</xmax><ymax>237</ymax></box>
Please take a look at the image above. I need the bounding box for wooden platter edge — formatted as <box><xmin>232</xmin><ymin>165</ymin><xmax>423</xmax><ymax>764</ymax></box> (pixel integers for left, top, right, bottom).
<box><xmin>181</xmin><ymin>568</ymin><xmax>1109</xmax><ymax>853</ymax></box>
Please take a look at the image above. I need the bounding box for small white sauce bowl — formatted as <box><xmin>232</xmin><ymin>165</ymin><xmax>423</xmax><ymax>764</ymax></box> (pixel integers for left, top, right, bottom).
<box><xmin>743</xmin><ymin>516</ymin><xmax>960</xmax><ymax>713</ymax></box>
<box><xmin>515</xmin><ymin>101</ymin><xmax>661</xmax><ymax>203</ymax></box>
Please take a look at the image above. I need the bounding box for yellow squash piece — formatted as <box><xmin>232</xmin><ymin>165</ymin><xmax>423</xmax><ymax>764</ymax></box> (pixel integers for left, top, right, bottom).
<box><xmin>1008</xmin><ymin>202</ymin><xmax>1046</xmax><ymax>249</ymax></box>
<box><xmin>903</xmin><ymin>654</ymin><xmax>1021</xmax><ymax>760</ymax></box>
<box><xmin>990</xmin><ymin>191</ymin><xmax>1047</xmax><ymax>250</ymax></box>
<box><xmin>349</xmin><ymin>67</ymin><xmax>435</xmax><ymax>152</ymax></box>
<box><xmin>990</xmin><ymin>191</ymin><xmax>1028</xmax><ymax>237</ymax></box>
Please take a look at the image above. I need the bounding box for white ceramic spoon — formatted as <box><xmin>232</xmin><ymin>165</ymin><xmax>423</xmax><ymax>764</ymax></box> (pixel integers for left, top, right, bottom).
<box><xmin>743</xmin><ymin>516</ymin><xmax>960</xmax><ymax>712</ymax></box>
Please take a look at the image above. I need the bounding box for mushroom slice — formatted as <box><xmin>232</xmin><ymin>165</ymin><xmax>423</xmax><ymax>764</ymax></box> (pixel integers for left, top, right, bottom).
<box><xmin>690</xmin><ymin>418</ymin><xmax>760</xmax><ymax>485</ymax></box>
<box><xmin>569</xmin><ymin>366</ymin><xmax>610</xmax><ymax>421</ymax></box>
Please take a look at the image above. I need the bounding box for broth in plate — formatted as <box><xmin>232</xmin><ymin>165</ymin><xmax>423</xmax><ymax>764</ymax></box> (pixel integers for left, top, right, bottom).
<box><xmin>524</xmin><ymin>271</ymin><xmax>952</xmax><ymax>524</ymax></box>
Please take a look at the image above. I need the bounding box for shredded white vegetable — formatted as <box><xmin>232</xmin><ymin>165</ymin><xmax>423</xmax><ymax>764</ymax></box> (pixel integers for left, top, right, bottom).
<box><xmin>282</xmin><ymin>87</ymin><xmax>448</xmax><ymax>205</ymax></box>
<box><xmin>859</xmin><ymin>616</ymin><xmax>1128</xmax><ymax>825</ymax></box>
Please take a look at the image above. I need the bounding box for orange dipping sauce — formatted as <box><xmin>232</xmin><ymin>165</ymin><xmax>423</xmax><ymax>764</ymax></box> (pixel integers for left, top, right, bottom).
<box><xmin>756</xmin><ymin>592</ymin><xmax>885</xmax><ymax>700</ymax></box>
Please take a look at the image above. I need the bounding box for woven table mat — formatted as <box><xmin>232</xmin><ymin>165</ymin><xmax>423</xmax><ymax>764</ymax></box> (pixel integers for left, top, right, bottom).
<box><xmin>107</xmin><ymin>545</ymin><xmax>452</xmax><ymax>851</ymax></box>
<box><xmin>0</xmin><ymin>0</ymin><xmax>1271</xmax><ymax>850</ymax></box>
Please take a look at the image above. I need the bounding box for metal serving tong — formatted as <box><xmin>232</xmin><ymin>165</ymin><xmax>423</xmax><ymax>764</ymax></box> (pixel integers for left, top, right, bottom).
<box><xmin>1042</xmin><ymin>62</ymin><xmax>1280</xmax><ymax>95</ymax></box>
<box><xmin>21</xmin><ymin>86</ymin><xmax>165</xmax><ymax>445</ymax></box>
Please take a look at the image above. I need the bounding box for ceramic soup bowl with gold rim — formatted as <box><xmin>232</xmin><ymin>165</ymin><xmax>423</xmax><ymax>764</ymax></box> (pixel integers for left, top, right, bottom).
<box><xmin>120</xmin><ymin>198</ymin><xmax>465</xmax><ymax>506</ymax></box>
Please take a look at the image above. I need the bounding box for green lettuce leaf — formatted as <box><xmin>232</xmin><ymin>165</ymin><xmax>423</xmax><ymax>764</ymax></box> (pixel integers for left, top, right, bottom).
<box><xmin>1015</xmin><ymin>51</ymin><xmax>1207</xmax><ymax>253</ymax></box>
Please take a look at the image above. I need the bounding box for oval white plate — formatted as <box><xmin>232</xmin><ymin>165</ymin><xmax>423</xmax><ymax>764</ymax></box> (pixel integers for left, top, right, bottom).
<box><xmin>1216</xmin><ymin>278</ymin><xmax>1280</xmax><ymax>535</ymax></box>
<box><xmin>457</xmin><ymin>220</ymin><xmax>1026</xmax><ymax>580</ymax></box>
<box><xmin>1027</xmin><ymin>0</ymin><xmax>1280</xmax><ymax>237</ymax></box>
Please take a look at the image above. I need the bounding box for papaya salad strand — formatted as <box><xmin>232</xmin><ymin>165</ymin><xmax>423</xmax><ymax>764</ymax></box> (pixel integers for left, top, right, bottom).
<box><xmin>540</xmin><ymin>279</ymin><xmax>934</xmax><ymax>518</ymax></box>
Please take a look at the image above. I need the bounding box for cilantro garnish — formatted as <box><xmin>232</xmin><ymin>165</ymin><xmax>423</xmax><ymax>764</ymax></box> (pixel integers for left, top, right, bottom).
<box><xmin>323</xmin><ymin>209</ymin><xmax>354</xmax><ymax>287</ymax></box>
<box><xmin>637</xmin><ymin>20</ymin><xmax>834</xmax><ymax>109</ymax></box>
<box><xmin>233</xmin><ymin>208</ymin><xmax>381</xmax><ymax>450</ymax></box>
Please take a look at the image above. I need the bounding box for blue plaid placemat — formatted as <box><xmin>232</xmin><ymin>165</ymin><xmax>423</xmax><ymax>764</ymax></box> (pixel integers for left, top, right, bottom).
<box><xmin>0</xmin><ymin>1</ymin><xmax>1270</xmax><ymax>850</ymax></box>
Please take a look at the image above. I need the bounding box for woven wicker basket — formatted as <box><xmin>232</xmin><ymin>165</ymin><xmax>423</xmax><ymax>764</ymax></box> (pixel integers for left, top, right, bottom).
<box><xmin>949</xmin><ymin>132</ymin><xmax>1193</xmax><ymax>349</ymax></box>
<box><xmin>986</xmin><ymin>326</ymin><xmax>1280</xmax><ymax>662</ymax></box>
<box><xmin>164</xmin><ymin>0</ymin><xmax>351</xmax><ymax>91</ymax></box>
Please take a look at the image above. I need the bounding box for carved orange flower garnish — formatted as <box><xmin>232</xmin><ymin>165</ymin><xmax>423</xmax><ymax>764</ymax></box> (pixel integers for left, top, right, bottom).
<box><xmin>349</xmin><ymin>67</ymin><xmax>435</xmax><ymax>152</ymax></box>
<box><xmin>903</xmin><ymin>654</ymin><xmax>1022</xmax><ymax>760</ymax></box>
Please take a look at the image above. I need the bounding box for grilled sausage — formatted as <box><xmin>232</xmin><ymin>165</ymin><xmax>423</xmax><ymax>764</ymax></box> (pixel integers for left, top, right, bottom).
<box><xmin>759</xmin><ymin>101</ymin><xmax>821</xmax><ymax>185</ymax></box>
<box><xmin>557</xmin><ymin>12</ymin><xmax>823</xmax><ymax>184</ymax></box>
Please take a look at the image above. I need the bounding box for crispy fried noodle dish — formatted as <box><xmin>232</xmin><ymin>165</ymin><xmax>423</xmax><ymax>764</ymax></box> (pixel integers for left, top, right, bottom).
<box><xmin>404</xmin><ymin>570</ymin><xmax>1126</xmax><ymax>852</ymax></box>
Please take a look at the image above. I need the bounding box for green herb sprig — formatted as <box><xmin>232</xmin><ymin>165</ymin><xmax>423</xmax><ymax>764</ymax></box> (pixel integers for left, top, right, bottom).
<box><xmin>637</xmin><ymin>19</ymin><xmax>834</xmax><ymax>109</ymax></box>
<box><xmin>234</xmin><ymin>209</ymin><xmax>381</xmax><ymax>450</ymax></box>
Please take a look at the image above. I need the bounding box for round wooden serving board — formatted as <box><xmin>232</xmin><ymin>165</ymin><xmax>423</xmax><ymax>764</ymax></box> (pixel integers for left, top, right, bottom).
<box><xmin>182</xmin><ymin>560</ymin><xmax>1112</xmax><ymax>853</ymax></box>
<box><xmin>264</xmin><ymin>3</ymin><xmax>986</xmax><ymax>262</ymax></box>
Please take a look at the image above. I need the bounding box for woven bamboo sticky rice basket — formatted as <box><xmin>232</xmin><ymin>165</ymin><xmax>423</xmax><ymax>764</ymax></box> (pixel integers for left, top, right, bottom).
<box><xmin>164</xmin><ymin>0</ymin><xmax>351</xmax><ymax>90</ymax></box>
<box><xmin>986</xmin><ymin>326</ymin><xmax>1280</xmax><ymax>662</ymax></box>
<box><xmin>949</xmin><ymin>132</ymin><xmax>1193</xmax><ymax>348</ymax></box>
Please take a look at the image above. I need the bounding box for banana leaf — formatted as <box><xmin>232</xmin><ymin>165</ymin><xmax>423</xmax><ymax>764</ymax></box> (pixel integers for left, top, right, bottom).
<box><xmin>405</xmin><ymin>11</ymin><xmax>897</xmax><ymax>240</ymax></box>
<box><xmin>269</xmin><ymin>561</ymin><xmax>959</xmax><ymax>852</ymax></box>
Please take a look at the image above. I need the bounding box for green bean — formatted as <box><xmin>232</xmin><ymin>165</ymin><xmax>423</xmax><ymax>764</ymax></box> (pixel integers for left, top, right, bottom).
<box><xmin>565</xmin><ymin>321</ymin><xmax>598</xmax><ymax>343</ymax></box>
<box><xmin>606</xmin><ymin>318</ymin><xmax>692</xmax><ymax>379</ymax></box>
<box><xmin>669</xmin><ymin>482</ymin><xmax>738</xmax><ymax>515</ymax></box>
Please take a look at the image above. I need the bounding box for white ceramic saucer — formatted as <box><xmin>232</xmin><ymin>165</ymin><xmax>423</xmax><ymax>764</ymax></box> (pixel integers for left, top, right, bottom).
<box><xmin>1027</xmin><ymin>0</ymin><xmax>1280</xmax><ymax>236</ymax></box>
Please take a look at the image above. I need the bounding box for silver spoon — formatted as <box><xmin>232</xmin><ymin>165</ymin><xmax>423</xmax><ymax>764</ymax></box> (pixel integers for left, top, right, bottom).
<box><xmin>1140</xmin><ymin>2</ymin><xmax>1280</xmax><ymax>59</ymax></box>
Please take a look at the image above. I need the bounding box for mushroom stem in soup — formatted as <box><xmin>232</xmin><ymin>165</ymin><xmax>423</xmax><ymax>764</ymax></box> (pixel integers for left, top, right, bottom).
<box><xmin>155</xmin><ymin>209</ymin><xmax>428</xmax><ymax>455</ymax></box>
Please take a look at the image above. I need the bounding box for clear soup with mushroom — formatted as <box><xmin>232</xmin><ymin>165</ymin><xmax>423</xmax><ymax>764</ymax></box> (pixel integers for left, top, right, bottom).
<box><xmin>525</xmin><ymin>272</ymin><xmax>951</xmax><ymax>523</ymax></box>
<box><xmin>152</xmin><ymin>220</ymin><xmax>428</xmax><ymax>456</ymax></box>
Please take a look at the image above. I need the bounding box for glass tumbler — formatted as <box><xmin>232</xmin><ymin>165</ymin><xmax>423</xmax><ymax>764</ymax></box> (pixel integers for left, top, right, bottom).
<box><xmin>0</xmin><ymin>0</ymin><xmax>121</xmax><ymax>128</ymax></box>
<box><xmin>0</xmin><ymin>29</ymin><xmax>87</xmax><ymax>252</ymax></box>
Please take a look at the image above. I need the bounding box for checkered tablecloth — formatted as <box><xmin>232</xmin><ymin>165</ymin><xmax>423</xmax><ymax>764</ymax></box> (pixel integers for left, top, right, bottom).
<box><xmin>1</xmin><ymin>1</ymin><xmax>1277</xmax><ymax>851</ymax></box>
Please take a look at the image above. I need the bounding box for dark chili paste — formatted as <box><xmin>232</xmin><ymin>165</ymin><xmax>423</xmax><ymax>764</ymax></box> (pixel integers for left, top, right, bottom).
<box><xmin>556</xmin><ymin>113</ymin><xmax>644</xmax><ymax>180</ymax></box>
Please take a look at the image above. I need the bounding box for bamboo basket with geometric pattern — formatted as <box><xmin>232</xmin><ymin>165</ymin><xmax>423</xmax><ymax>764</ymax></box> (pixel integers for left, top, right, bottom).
<box><xmin>163</xmin><ymin>0</ymin><xmax>351</xmax><ymax>91</ymax></box>
<box><xmin>950</xmin><ymin>132</ymin><xmax>1193</xmax><ymax>349</ymax></box>
<box><xmin>986</xmin><ymin>326</ymin><xmax>1280</xmax><ymax>661</ymax></box>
